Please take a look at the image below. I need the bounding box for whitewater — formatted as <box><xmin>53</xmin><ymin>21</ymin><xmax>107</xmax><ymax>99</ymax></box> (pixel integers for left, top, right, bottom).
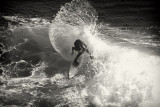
<box><xmin>49</xmin><ymin>0</ymin><xmax>160</xmax><ymax>106</ymax></box>
<box><xmin>0</xmin><ymin>0</ymin><xmax>160</xmax><ymax>107</ymax></box>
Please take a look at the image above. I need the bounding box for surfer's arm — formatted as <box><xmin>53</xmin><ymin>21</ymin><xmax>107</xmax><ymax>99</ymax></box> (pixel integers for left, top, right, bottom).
<box><xmin>81</xmin><ymin>41</ymin><xmax>87</xmax><ymax>49</ymax></box>
<box><xmin>86</xmin><ymin>49</ymin><xmax>94</xmax><ymax>59</ymax></box>
<box><xmin>71</xmin><ymin>47</ymin><xmax>75</xmax><ymax>55</ymax></box>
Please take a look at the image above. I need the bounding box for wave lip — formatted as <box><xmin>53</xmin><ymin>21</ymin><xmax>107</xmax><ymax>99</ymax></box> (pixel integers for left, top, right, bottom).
<box><xmin>49</xmin><ymin>0</ymin><xmax>98</xmax><ymax>61</ymax></box>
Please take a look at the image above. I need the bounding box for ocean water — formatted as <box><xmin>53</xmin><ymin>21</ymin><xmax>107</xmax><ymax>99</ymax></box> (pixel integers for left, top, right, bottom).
<box><xmin>0</xmin><ymin>0</ymin><xmax>160</xmax><ymax>107</ymax></box>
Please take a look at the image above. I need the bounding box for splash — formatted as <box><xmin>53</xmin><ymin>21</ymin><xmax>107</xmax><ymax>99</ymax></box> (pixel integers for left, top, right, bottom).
<box><xmin>49</xmin><ymin>0</ymin><xmax>98</xmax><ymax>61</ymax></box>
<box><xmin>86</xmin><ymin>46</ymin><xmax>160</xmax><ymax>106</ymax></box>
<box><xmin>49</xmin><ymin>0</ymin><xmax>160</xmax><ymax>106</ymax></box>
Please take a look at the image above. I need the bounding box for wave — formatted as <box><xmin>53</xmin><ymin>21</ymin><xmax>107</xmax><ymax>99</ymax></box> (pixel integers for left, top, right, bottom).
<box><xmin>49</xmin><ymin>0</ymin><xmax>98</xmax><ymax>61</ymax></box>
<box><xmin>49</xmin><ymin>0</ymin><xmax>160</xmax><ymax>106</ymax></box>
<box><xmin>1</xmin><ymin>0</ymin><xmax>160</xmax><ymax>106</ymax></box>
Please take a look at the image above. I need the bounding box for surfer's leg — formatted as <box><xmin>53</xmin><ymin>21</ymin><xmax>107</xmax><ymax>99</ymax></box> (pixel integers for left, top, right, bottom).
<box><xmin>74</xmin><ymin>49</ymin><xmax>85</xmax><ymax>64</ymax></box>
<box><xmin>74</xmin><ymin>52</ymin><xmax>82</xmax><ymax>63</ymax></box>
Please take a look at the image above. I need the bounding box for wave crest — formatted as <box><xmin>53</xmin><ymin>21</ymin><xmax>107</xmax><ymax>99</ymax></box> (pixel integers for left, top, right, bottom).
<box><xmin>49</xmin><ymin>0</ymin><xmax>98</xmax><ymax>60</ymax></box>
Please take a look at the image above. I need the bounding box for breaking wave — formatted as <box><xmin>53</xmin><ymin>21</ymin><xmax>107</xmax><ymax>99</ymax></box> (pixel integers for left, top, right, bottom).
<box><xmin>49</xmin><ymin>0</ymin><xmax>160</xmax><ymax>106</ymax></box>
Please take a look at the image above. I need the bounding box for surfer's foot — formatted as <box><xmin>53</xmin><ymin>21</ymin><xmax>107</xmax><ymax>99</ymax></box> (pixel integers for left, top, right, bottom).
<box><xmin>74</xmin><ymin>61</ymin><xmax>79</xmax><ymax>65</ymax></box>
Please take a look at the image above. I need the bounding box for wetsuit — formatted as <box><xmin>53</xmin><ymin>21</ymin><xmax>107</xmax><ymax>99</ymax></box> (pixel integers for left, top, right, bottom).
<box><xmin>71</xmin><ymin>39</ymin><xmax>92</xmax><ymax>64</ymax></box>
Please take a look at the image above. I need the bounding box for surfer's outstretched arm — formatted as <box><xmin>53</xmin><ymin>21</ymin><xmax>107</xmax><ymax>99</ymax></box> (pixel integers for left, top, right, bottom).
<box><xmin>86</xmin><ymin>49</ymin><xmax>94</xmax><ymax>59</ymax></box>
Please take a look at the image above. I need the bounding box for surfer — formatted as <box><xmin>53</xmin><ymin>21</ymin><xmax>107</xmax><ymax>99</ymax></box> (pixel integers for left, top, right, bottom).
<box><xmin>71</xmin><ymin>39</ymin><xmax>93</xmax><ymax>65</ymax></box>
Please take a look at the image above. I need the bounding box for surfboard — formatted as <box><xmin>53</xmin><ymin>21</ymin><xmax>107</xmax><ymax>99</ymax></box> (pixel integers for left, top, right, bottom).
<box><xmin>69</xmin><ymin>54</ymin><xmax>84</xmax><ymax>78</ymax></box>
